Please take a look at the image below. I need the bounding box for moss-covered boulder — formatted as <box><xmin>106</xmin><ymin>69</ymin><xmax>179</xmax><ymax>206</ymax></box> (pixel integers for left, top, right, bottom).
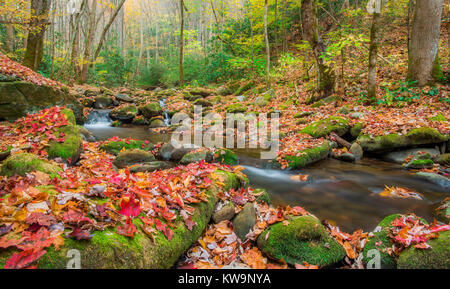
<box><xmin>46</xmin><ymin>109</ymin><xmax>83</xmax><ymax>165</ymax></box>
<box><xmin>214</xmin><ymin>148</ymin><xmax>238</xmax><ymax>166</ymax></box>
<box><xmin>187</xmin><ymin>87</ymin><xmax>213</xmax><ymax>97</ymax></box>
<box><xmin>350</xmin><ymin>122</ymin><xmax>364</xmax><ymax>138</ymax></box>
<box><xmin>99</xmin><ymin>140</ymin><xmax>153</xmax><ymax>155</ymax></box>
<box><xmin>0</xmin><ymin>169</ymin><xmax>241</xmax><ymax>269</ymax></box>
<box><xmin>253</xmin><ymin>188</ymin><xmax>271</xmax><ymax>205</ymax></box>
<box><xmin>362</xmin><ymin>214</ymin><xmax>401</xmax><ymax>269</ymax></box>
<box><xmin>225</xmin><ymin>103</ymin><xmax>247</xmax><ymax>114</ymax></box>
<box><xmin>284</xmin><ymin>141</ymin><xmax>330</xmax><ymax>169</ymax></box>
<box><xmin>109</xmin><ymin>104</ymin><xmax>138</xmax><ymax>122</ymax></box>
<box><xmin>0</xmin><ymin>153</ymin><xmax>62</xmax><ymax>178</ymax></box>
<box><xmin>257</xmin><ymin>216</ymin><xmax>346</xmax><ymax>267</ymax></box>
<box><xmin>434</xmin><ymin>153</ymin><xmax>450</xmax><ymax>166</ymax></box>
<box><xmin>180</xmin><ymin>150</ymin><xmax>213</xmax><ymax>165</ymax></box>
<box><xmin>301</xmin><ymin>116</ymin><xmax>349</xmax><ymax>138</ymax></box>
<box><xmin>93</xmin><ymin>96</ymin><xmax>113</xmax><ymax>109</ymax></box>
<box><xmin>113</xmin><ymin>149</ymin><xmax>156</xmax><ymax>169</ymax></box>
<box><xmin>192</xmin><ymin>99</ymin><xmax>213</xmax><ymax>107</ymax></box>
<box><xmin>140</xmin><ymin>102</ymin><xmax>162</xmax><ymax>119</ymax></box>
<box><xmin>357</xmin><ymin>127</ymin><xmax>448</xmax><ymax>153</ymax></box>
<box><xmin>309</xmin><ymin>95</ymin><xmax>341</xmax><ymax>108</ymax></box>
<box><xmin>397</xmin><ymin>231</ymin><xmax>450</xmax><ymax>269</ymax></box>
<box><xmin>0</xmin><ymin>81</ymin><xmax>83</xmax><ymax>123</ymax></box>
<box><xmin>149</xmin><ymin>117</ymin><xmax>167</xmax><ymax>128</ymax></box>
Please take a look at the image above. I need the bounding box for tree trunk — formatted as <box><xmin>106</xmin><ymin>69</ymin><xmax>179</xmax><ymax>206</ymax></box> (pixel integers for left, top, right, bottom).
<box><xmin>264</xmin><ymin>0</ymin><xmax>270</xmax><ymax>87</ymax></box>
<box><xmin>407</xmin><ymin>0</ymin><xmax>444</xmax><ymax>86</ymax></box>
<box><xmin>5</xmin><ymin>24</ymin><xmax>14</xmax><ymax>53</ymax></box>
<box><xmin>301</xmin><ymin>0</ymin><xmax>335</xmax><ymax>102</ymax></box>
<box><xmin>367</xmin><ymin>1</ymin><xmax>382</xmax><ymax>103</ymax></box>
<box><xmin>22</xmin><ymin>0</ymin><xmax>51</xmax><ymax>71</ymax></box>
<box><xmin>81</xmin><ymin>0</ymin><xmax>98</xmax><ymax>84</ymax></box>
<box><xmin>91</xmin><ymin>0</ymin><xmax>126</xmax><ymax>67</ymax></box>
<box><xmin>179</xmin><ymin>0</ymin><xmax>185</xmax><ymax>87</ymax></box>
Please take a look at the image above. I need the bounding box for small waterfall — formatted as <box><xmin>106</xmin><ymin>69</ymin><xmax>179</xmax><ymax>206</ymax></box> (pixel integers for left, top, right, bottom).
<box><xmin>159</xmin><ymin>98</ymin><xmax>171</xmax><ymax>126</ymax></box>
<box><xmin>85</xmin><ymin>109</ymin><xmax>112</xmax><ymax>128</ymax></box>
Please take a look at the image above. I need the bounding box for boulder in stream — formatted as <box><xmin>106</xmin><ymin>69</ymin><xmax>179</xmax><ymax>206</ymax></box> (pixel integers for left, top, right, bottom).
<box><xmin>93</xmin><ymin>96</ymin><xmax>113</xmax><ymax>109</ymax></box>
<box><xmin>382</xmin><ymin>148</ymin><xmax>440</xmax><ymax>164</ymax></box>
<box><xmin>109</xmin><ymin>104</ymin><xmax>138</xmax><ymax>122</ymax></box>
<box><xmin>358</xmin><ymin>127</ymin><xmax>448</xmax><ymax>153</ymax></box>
<box><xmin>180</xmin><ymin>150</ymin><xmax>213</xmax><ymax>165</ymax></box>
<box><xmin>283</xmin><ymin>141</ymin><xmax>330</xmax><ymax>169</ymax></box>
<box><xmin>397</xmin><ymin>231</ymin><xmax>450</xmax><ymax>269</ymax></box>
<box><xmin>257</xmin><ymin>215</ymin><xmax>346</xmax><ymax>267</ymax></box>
<box><xmin>113</xmin><ymin>149</ymin><xmax>156</xmax><ymax>169</ymax></box>
<box><xmin>140</xmin><ymin>102</ymin><xmax>162</xmax><ymax>118</ymax></box>
<box><xmin>413</xmin><ymin>172</ymin><xmax>450</xmax><ymax>190</ymax></box>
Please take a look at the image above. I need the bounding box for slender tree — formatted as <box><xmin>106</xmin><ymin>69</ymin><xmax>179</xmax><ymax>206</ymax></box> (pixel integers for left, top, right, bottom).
<box><xmin>367</xmin><ymin>0</ymin><xmax>382</xmax><ymax>103</ymax></box>
<box><xmin>264</xmin><ymin>0</ymin><xmax>270</xmax><ymax>87</ymax></box>
<box><xmin>407</xmin><ymin>0</ymin><xmax>444</xmax><ymax>86</ymax></box>
<box><xmin>22</xmin><ymin>0</ymin><xmax>51</xmax><ymax>71</ymax></box>
<box><xmin>301</xmin><ymin>0</ymin><xmax>335</xmax><ymax>102</ymax></box>
<box><xmin>179</xmin><ymin>0</ymin><xmax>185</xmax><ymax>87</ymax></box>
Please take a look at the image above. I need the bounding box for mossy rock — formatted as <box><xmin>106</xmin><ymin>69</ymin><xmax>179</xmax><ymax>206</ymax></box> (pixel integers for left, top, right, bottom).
<box><xmin>113</xmin><ymin>149</ymin><xmax>156</xmax><ymax>169</ymax></box>
<box><xmin>403</xmin><ymin>159</ymin><xmax>434</xmax><ymax>169</ymax></box>
<box><xmin>187</xmin><ymin>87</ymin><xmax>213</xmax><ymax>97</ymax></box>
<box><xmin>0</xmin><ymin>81</ymin><xmax>83</xmax><ymax>123</ymax></box>
<box><xmin>109</xmin><ymin>104</ymin><xmax>138</xmax><ymax>122</ymax></box>
<box><xmin>284</xmin><ymin>141</ymin><xmax>330</xmax><ymax>169</ymax></box>
<box><xmin>46</xmin><ymin>109</ymin><xmax>83</xmax><ymax>165</ymax></box>
<box><xmin>397</xmin><ymin>231</ymin><xmax>450</xmax><ymax>269</ymax></box>
<box><xmin>350</xmin><ymin>122</ymin><xmax>364</xmax><ymax>138</ymax></box>
<box><xmin>309</xmin><ymin>95</ymin><xmax>341</xmax><ymax>108</ymax></box>
<box><xmin>180</xmin><ymin>150</ymin><xmax>212</xmax><ymax>165</ymax></box>
<box><xmin>99</xmin><ymin>140</ymin><xmax>153</xmax><ymax>156</ymax></box>
<box><xmin>358</xmin><ymin>127</ymin><xmax>448</xmax><ymax>153</ymax></box>
<box><xmin>214</xmin><ymin>170</ymin><xmax>242</xmax><ymax>190</ymax></box>
<box><xmin>257</xmin><ymin>216</ymin><xmax>346</xmax><ymax>267</ymax></box>
<box><xmin>253</xmin><ymin>188</ymin><xmax>271</xmax><ymax>205</ymax></box>
<box><xmin>234</xmin><ymin>81</ymin><xmax>255</xmax><ymax>95</ymax></box>
<box><xmin>0</xmin><ymin>170</ymin><xmax>241</xmax><ymax>269</ymax></box>
<box><xmin>294</xmin><ymin>111</ymin><xmax>314</xmax><ymax>119</ymax></box>
<box><xmin>214</xmin><ymin>148</ymin><xmax>238</xmax><ymax>166</ymax></box>
<box><xmin>192</xmin><ymin>99</ymin><xmax>213</xmax><ymax>107</ymax></box>
<box><xmin>225</xmin><ymin>103</ymin><xmax>247</xmax><ymax>114</ymax></box>
<box><xmin>140</xmin><ymin>102</ymin><xmax>162</xmax><ymax>119</ymax></box>
<box><xmin>362</xmin><ymin>214</ymin><xmax>402</xmax><ymax>269</ymax></box>
<box><xmin>434</xmin><ymin>153</ymin><xmax>450</xmax><ymax>166</ymax></box>
<box><xmin>301</xmin><ymin>117</ymin><xmax>349</xmax><ymax>138</ymax></box>
<box><xmin>0</xmin><ymin>153</ymin><xmax>62</xmax><ymax>178</ymax></box>
<box><xmin>93</xmin><ymin>96</ymin><xmax>112</xmax><ymax>109</ymax></box>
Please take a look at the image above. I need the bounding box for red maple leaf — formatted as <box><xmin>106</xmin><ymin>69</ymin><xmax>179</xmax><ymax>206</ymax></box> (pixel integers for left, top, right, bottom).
<box><xmin>118</xmin><ymin>194</ymin><xmax>141</xmax><ymax>217</ymax></box>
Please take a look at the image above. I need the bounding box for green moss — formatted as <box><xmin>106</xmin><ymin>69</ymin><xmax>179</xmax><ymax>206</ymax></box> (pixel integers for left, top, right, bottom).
<box><xmin>257</xmin><ymin>216</ymin><xmax>345</xmax><ymax>267</ymax></box>
<box><xmin>358</xmin><ymin>127</ymin><xmax>448</xmax><ymax>152</ymax></box>
<box><xmin>99</xmin><ymin>140</ymin><xmax>153</xmax><ymax>155</ymax></box>
<box><xmin>350</xmin><ymin>122</ymin><xmax>364</xmax><ymax>138</ymax></box>
<box><xmin>253</xmin><ymin>188</ymin><xmax>271</xmax><ymax>205</ymax></box>
<box><xmin>225</xmin><ymin>103</ymin><xmax>247</xmax><ymax>114</ymax></box>
<box><xmin>0</xmin><ymin>153</ymin><xmax>62</xmax><ymax>178</ymax></box>
<box><xmin>36</xmin><ymin>185</ymin><xmax>59</xmax><ymax>197</ymax></box>
<box><xmin>110</xmin><ymin>104</ymin><xmax>138</xmax><ymax>121</ymax></box>
<box><xmin>301</xmin><ymin>116</ymin><xmax>349</xmax><ymax>138</ymax></box>
<box><xmin>46</xmin><ymin>123</ymin><xmax>82</xmax><ymax>164</ymax></box>
<box><xmin>214</xmin><ymin>148</ymin><xmax>238</xmax><ymax>166</ymax></box>
<box><xmin>215</xmin><ymin>170</ymin><xmax>241</xmax><ymax>190</ymax></box>
<box><xmin>285</xmin><ymin>141</ymin><xmax>330</xmax><ymax>169</ymax></box>
<box><xmin>430</xmin><ymin>113</ymin><xmax>447</xmax><ymax>122</ymax></box>
<box><xmin>234</xmin><ymin>81</ymin><xmax>255</xmax><ymax>95</ymax></box>
<box><xmin>362</xmin><ymin>214</ymin><xmax>401</xmax><ymax>269</ymax></box>
<box><xmin>434</xmin><ymin>153</ymin><xmax>450</xmax><ymax>166</ymax></box>
<box><xmin>397</xmin><ymin>231</ymin><xmax>450</xmax><ymax>269</ymax></box>
<box><xmin>140</xmin><ymin>102</ymin><xmax>162</xmax><ymax>118</ymax></box>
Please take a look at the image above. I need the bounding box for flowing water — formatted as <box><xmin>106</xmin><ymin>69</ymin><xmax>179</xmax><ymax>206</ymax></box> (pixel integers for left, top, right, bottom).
<box><xmin>84</xmin><ymin>112</ymin><xmax>448</xmax><ymax>232</ymax></box>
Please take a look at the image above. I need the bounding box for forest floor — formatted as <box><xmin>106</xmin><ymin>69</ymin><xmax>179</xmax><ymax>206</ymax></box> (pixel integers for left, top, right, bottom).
<box><xmin>0</xmin><ymin>22</ymin><xmax>449</xmax><ymax>269</ymax></box>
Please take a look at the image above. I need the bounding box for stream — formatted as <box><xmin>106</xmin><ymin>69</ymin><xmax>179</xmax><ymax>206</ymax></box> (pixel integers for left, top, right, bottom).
<box><xmin>84</xmin><ymin>109</ymin><xmax>448</xmax><ymax>232</ymax></box>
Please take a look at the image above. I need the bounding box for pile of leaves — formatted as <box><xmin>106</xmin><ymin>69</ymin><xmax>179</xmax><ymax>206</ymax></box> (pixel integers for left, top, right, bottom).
<box><xmin>0</xmin><ymin>52</ymin><xmax>63</xmax><ymax>89</ymax></box>
<box><xmin>0</xmin><ymin>107</ymin><xmax>69</xmax><ymax>158</ymax></box>
<box><xmin>388</xmin><ymin>214</ymin><xmax>449</xmax><ymax>253</ymax></box>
